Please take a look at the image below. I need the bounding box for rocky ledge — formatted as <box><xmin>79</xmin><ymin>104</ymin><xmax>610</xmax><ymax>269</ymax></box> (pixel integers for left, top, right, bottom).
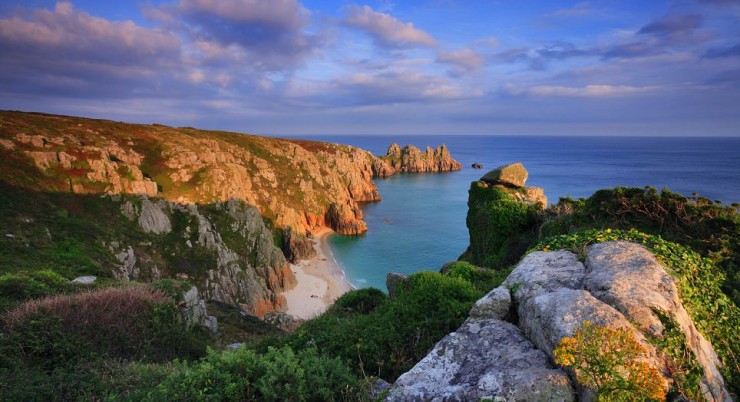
<box><xmin>388</xmin><ymin>242</ymin><xmax>732</xmax><ymax>401</ymax></box>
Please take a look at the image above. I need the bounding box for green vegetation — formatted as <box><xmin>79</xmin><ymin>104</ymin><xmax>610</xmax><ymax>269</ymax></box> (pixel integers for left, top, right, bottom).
<box><xmin>542</xmin><ymin>187</ymin><xmax>739</xmax><ymax>306</ymax></box>
<box><xmin>553</xmin><ymin>321</ymin><xmax>666</xmax><ymax>401</ymax></box>
<box><xmin>463</xmin><ymin>182</ymin><xmax>543</xmax><ymax>268</ymax></box>
<box><xmin>535</xmin><ymin>229</ymin><xmax>739</xmax><ymax>395</ymax></box>
<box><xmin>265</xmin><ymin>269</ymin><xmax>503</xmax><ymax>381</ymax></box>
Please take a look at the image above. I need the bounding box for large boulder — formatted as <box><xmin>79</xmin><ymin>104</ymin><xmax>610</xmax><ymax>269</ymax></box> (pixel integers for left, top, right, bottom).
<box><xmin>481</xmin><ymin>162</ymin><xmax>528</xmax><ymax>188</ymax></box>
<box><xmin>387</xmin><ymin>319</ymin><xmax>574</xmax><ymax>402</ymax></box>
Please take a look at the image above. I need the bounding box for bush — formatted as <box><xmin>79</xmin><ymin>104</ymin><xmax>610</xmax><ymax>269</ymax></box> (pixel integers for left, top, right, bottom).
<box><xmin>465</xmin><ymin>183</ymin><xmax>543</xmax><ymax>268</ymax></box>
<box><xmin>0</xmin><ymin>270</ymin><xmax>70</xmax><ymax>311</ymax></box>
<box><xmin>542</xmin><ymin>187</ymin><xmax>739</xmax><ymax>306</ymax></box>
<box><xmin>142</xmin><ymin>346</ymin><xmax>362</xmax><ymax>401</ymax></box>
<box><xmin>1</xmin><ymin>287</ymin><xmax>207</xmax><ymax>370</ymax></box>
<box><xmin>553</xmin><ymin>321</ymin><xmax>665</xmax><ymax>401</ymax></box>
<box><xmin>275</xmin><ymin>271</ymin><xmax>483</xmax><ymax>381</ymax></box>
<box><xmin>330</xmin><ymin>288</ymin><xmax>387</xmax><ymax>315</ymax></box>
<box><xmin>444</xmin><ymin>261</ymin><xmax>509</xmax><ymax>293</ymax></box>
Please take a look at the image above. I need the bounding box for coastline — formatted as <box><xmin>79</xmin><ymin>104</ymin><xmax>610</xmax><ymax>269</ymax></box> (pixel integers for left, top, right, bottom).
<box><xmin>283</xmin><ymin>228</ymin><xmax>354</xmax><ymax>320</ymax></box>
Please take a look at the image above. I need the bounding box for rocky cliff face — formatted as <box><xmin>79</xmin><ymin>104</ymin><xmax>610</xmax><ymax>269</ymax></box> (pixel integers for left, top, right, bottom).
<box><xmin>464</xmin><ymin>164</ymin><xmax>547</xmax><ymax>268</ymax></box>
<box><xmin>0</xmin><ymin>111</ymin><xmax>383</xmax><ymax>237</ymax></box>
<box><xmin>373</xmin><ymin>143</ymin><xmax>463</xmax><ymax>177</ymax></box>
<box><xmin>389</xmin><ymin>243</ymin><xmax>732</xmax><ymax>401</ymax></box>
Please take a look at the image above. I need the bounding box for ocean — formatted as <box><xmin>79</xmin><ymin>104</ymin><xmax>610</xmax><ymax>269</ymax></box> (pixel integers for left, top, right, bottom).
<box><xmin>291</xmin><ymin>135</ymin><xmax>740</xmax><ymax>290</ymax></box>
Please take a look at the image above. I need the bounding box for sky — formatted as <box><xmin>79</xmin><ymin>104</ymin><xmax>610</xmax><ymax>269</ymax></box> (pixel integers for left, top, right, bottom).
<box><xmin>0</xmin><ymin>1</ymin><xmax>739</xmax><ymax>136</ymax></box>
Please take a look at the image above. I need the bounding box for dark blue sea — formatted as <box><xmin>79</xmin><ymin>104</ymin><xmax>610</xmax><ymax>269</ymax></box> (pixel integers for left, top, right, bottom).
<box><xmin>290</xmin><ymin>135</ymin><xmax>740</xmax><ymax>290</ymax></box>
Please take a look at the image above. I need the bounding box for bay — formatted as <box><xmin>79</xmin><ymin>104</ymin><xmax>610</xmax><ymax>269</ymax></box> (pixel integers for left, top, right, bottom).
<box><xmin>291</xmin><ymin>135</ymin><xmax>740</xmax><ymax>290</ymax></box>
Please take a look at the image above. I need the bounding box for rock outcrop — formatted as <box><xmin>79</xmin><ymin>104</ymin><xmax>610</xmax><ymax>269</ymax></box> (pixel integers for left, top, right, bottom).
<box><xmin>479</xmin><ymin>163</ymin><xmax>546</xmax><ymax>206</ymax></box>
<box><xmin>387</xmin><ymin>319</ymin><xmax>574</xmax><ymax>401</ymax></box>
<box><xmin>373</xmin><ymin>143</ymin><xmax>462</xmax><ymax>177</ymax></box>
<box><xmin>181</xmin><ymin>286</ymin><xmax>218</xmax><ymax>334</ymax></box>
<box><xmin>110</xmin><ymin>194</ymin><xmax>297</xmax><ymax>317</ymax></box>
<box><xmin>393</xmin><ymin>243</ymin><xmax>732</xmax><ymax>401</ymax></box>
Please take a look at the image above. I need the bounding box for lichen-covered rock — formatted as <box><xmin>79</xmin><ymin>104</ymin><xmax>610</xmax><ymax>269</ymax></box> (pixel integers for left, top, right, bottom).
<box><xmin>481</xmin><ymin>162</ymin><xmax>528</xmax><ymax>188</ymax></box>
<box><xmin>469</xmin><ymin>286</ymin><xmax>511</xmax><ymax>321</ymax></box>
<box><xmin>137</xmin><ymin>198</ymin><xmax>172</xmax><ymax>234</ymax></box>
<box><xmin>180</xmin><ymin>286</ymin><xmax>218</xmax><ymax>334</ymax></box>
<box><xmin>387</xmin><ymin>319</ymin><xmax>574</xmax><ymax>402</ymax></box>
<box><xmin>502</xmin><ymin>251</ymin><xmax>585</xmax><ymax>303</ymax></box>
<box><xmin>585</xmin><ymin>241</ymin><xmax>731</xmax><ymax>402</ymax></box>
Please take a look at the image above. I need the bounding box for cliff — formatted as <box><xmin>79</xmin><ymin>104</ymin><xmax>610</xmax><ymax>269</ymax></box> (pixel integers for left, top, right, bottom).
<box><xmin>0</xmin><ymin>111</ymin><xmax>382</xmax><ymax>237</ymax></box>
<box><xmin>0</xmin><ymin>182</ymin><xmax>294</xmax><ymax>318</ymax></box>
<box><xmin>373</xmin><ymin>143</ymin><xmax>462</xmax><ymax>177</ymax></box>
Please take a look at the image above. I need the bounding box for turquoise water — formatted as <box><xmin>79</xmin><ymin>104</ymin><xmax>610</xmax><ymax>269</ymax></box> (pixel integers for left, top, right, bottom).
<box><xmin>295</xmin><ymin>135</ymin><xmax>740</xmax><ymax>290</ymax></box>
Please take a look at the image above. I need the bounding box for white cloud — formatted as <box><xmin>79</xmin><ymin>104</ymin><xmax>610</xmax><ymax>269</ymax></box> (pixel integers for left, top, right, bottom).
<box><xmin>511</xmin><ymin>84</ymin><xmax>660</xmax><ymax>97</ymax></box>
<box><xmin>342</xmin><ymin>5</ymin><xmax>436</xmax><ymax>48</ymax></box>
<box><xmin>437</xmin><ymin>48</ymin><xmax>485</xmax><ymax>76</ymax></box>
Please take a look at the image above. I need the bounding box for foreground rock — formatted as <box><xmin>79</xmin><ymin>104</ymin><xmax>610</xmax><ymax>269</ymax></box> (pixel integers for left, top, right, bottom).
<box><xmin>374</xmin><ymin>143</ymin><xmax>462</xmax><ymax>177</ymax></box>
<box><xmin>393</xmin><ymin>242</ymin><xmax>731</xmax><ymax>401</ymax></box>
<box><xmin>387</xmin><ymin>319</ymin><xmax>574</xmax><ymax>401</ymax></box>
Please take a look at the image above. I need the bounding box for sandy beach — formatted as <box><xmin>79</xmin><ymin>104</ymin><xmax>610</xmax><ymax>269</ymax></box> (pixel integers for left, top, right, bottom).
<box><xmin>283</xmin><ymin>229</ymin><xmax>354</xmax><ymax>320</ymax></box>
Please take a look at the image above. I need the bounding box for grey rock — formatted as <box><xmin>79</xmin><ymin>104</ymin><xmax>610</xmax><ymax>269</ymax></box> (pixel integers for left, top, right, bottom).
<box><xmin>5</xmin><ymin>233</ymin><xmax>15</xmax><ymax>238</ymax></box>
<box><xmin>386</xmin><ymin>273</ymin><xmax>410</xmax><ymax>299</ymax></box>
<box><xmin>227</xmin><ymin>343</ymin><xmax>243</xmax><ymax>350</ymax></box>
<box><xmin>204</xmin><ymin>315</ymin><xmax>218</xmax><ymax>334</ymax></box>
<box><xmin>480</xmin><ymin>162</ymin><xmax>528</xmax><ymax>187</ymax></box>
<box><xmin>585</xmin><ymin>241</ymin><xmax>731</xmax><ymax>402</ymax></box>
<box><xmin>137</xmin><ymin>198</ymin><xmax>172</xmax><ymax>234</ymax></box>
<box><xmin>469</xmin><ymin>286</ymin><xmax>511</xmax><ymax>321</ymax></box>
<box><xmin>72</xmin><ymin>276</ymin><xmax>96</xmax><ymax>284</ymax></box>
<box><xmin>387</xmin><ymin>319</ymin><xmax>574</xmax><ymax>402</ymax></box>
<box><xmin>371</xmin><ymin>378</ymin><xmax>391</xmax><ymax>400</ymax></box>
<box><xmin>517</xmin><ymin>288</ymin><xmax>654</xmax><ymax>363</ymax></box>
<box><xmin>263</xmin><ymin>311</ymin><xmax>302</xmax><ymax>331</ymax></box>
<box><xmin>502</xmin><ymin>251</ymin><xmax>585</xmax><ymax>303</ymax></box>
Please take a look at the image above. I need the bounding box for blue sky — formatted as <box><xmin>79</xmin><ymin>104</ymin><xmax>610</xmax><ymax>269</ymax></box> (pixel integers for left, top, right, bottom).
<box><xmin>0</xmin><ymin>1</ymin><xmax>739</xmax><ymax>136</ymax></box>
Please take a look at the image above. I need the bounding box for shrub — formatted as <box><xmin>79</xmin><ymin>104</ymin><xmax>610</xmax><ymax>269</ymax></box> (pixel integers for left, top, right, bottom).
<box><xmin>1</xmin><ymin>287</ymin><xmax>207</xmax><ymax>370</ymax></box>
<box><xmin>330</xmin><ymin>288</ymin><xmax>387</xmax><ymax>315</ymax></box>
<box><xmin>0</xmin><ymin>270</ymin><xmax>70</xmax><ymax>311</ymax></box>
<box><xmin>554</xmin><ymin>321</ymin><xmax>665</xmax><ymax>401</ymax></box>
<box><xmin>276</xmin><ymin>271</ymin><xmax>483</xmax><ymax>381</ymax></box>
<box><xmin>444</xmin><ymin>261</ymin><xmax>509</xmax><ymax>293</ymax></box>
<box><xmin>542</xmin><ymin>187</ymin><xmax>739</xmax><ymax>306</ymax></box>
<box><xmin>143</xmin><ymin>346</ymin><xmax>362</xmax><ymax>401</ymax></box>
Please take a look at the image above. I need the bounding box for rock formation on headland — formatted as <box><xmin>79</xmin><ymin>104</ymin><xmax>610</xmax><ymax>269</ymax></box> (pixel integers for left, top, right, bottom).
<box><xmin>373</xmin><ymin>143</ymin><xmax>463</xmax><ymax>177</ymax></box>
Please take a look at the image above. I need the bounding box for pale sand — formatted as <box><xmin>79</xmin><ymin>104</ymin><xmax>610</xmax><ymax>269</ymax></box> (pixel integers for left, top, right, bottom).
<box><xmin>283</xmin><ymin>229</ymin><xmax>354</xmax><ymax>320</ymax></box>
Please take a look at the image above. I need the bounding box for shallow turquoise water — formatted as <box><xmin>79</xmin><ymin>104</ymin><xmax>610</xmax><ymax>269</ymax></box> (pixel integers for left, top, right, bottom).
<box><xmin>298</xmin><ymin>135</ymin><xmax>740</xmax><ymax>291</ymax></box>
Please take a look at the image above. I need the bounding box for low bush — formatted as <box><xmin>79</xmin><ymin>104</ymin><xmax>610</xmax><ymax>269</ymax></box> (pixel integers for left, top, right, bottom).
<box><xmin>443</xmin><ymin>261</ymin><xmax>510</xmax><ymax>293</ymax></box>
<box><xmin>542</xmin><ymin>187</ymin><xmax>739</xmax><ymax>306</ymax></box>
<box><xmin>553</xmin><ymin>321</ymin><xmax>665</xmax><ymax>401</ymax></box>
<box><xmin>0</xmin><ymin>270</ymin><xmax>70</xmax><ymax>311</ymax></box>
<box><xmin>270</xmin><ymin>271</ymin><xmax>483</xmax><ymax>381</ymax></box>
<box><xmin>1</xmin><ymin>287</ymin><xmax>207</xmax><ymax>371</ymax></box>
<box><xmin>139</xmin><ymin>346</ymin><xmax>362</xmax><ymax>401</ymax></box>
